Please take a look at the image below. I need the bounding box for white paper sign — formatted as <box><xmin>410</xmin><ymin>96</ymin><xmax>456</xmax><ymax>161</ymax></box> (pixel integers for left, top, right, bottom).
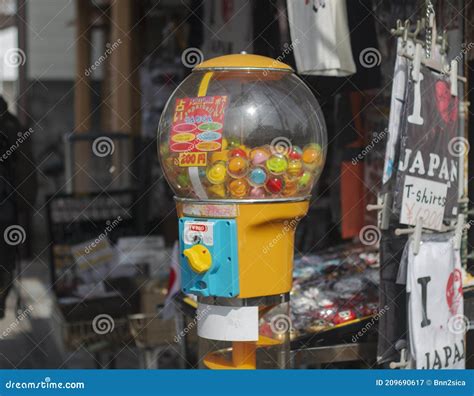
<box><xmin>197</xmin><ymin>303</ymin><xmax>259</xmax><ymax>342</ymax></box>
<box><xmin>400</xmin><ymin>175</ymin><xmax>448</xmax><ymax>231</ymax></box>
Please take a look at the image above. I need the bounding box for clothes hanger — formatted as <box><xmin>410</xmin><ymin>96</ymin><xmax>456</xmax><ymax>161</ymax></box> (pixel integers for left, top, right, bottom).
<box><xmin>390</xmin><ymin>0</ymin><xmax>466</xmax><ymax>88</ymax></box>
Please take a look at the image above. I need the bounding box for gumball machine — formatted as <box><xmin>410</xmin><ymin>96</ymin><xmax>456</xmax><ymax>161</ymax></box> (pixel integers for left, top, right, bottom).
<box><xmin>158</xmin><ymin>53</ymin><xmax>327</xmax><ymax>369</ymax></box>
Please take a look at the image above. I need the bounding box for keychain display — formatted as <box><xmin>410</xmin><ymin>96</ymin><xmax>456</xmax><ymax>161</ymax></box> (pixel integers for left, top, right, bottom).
<box><xmin>275</xmin><ymin>246</ymin><xmax>380</xmax><ymax>336</ymax></box>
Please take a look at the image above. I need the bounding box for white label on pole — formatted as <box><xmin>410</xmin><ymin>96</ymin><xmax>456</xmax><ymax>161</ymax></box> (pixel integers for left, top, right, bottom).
<box><xmin>197</xmin><ymin>303</ymin><xmax>259</xmax><ymax>341</ymax></box>
<box><xmin>183</xmin><ymin>221</ymin><xmax>214</xmax><ymax>246</ymax></box>
<box><xmin>400</xmin><ymin>175</ymin><xmax>448</xmax><ymax>231</ymax></box>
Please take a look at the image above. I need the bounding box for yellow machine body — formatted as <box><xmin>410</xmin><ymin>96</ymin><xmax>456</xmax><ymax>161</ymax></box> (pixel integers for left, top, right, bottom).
<box><xmin>178</xmin><ymin>200</ymin><xmax>308</xmax><ymax>298</ymax></box>
<box><xmin>235</xmin><ymin>201</ymin><xmax>308</xmax><ymax>298</ymax></box>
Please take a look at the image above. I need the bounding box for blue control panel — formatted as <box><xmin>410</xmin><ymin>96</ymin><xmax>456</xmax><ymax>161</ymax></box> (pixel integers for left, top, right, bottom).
<box><xmin>179</xmin><ymin>217</ymin><xmax>239</xmax><ymax>297</ymax></box>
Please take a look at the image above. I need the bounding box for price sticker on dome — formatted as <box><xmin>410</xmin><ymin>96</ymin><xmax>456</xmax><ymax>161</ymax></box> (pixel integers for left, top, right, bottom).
<box><xmin>178</xmin><ymin>152</ymin><xmax>208</xmax><ymax>167</ymax></box>
<box><xmin>170</xmin><ymin>96</ymin><xmax>228</xmax><ymax>153</ymax></box>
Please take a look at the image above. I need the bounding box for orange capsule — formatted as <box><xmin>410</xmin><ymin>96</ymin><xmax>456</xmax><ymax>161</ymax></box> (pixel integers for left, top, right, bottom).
<box><xmin>282</xmin><ymin>178</ymin><xmax>298</xmax><ymax>197</ymax></box>
<box><xmin>302</xmin><ymin>144</ymin><xmax>323</xmax><ymax>170</ymax></box>
<box><xmin>227</xmin><ymin>157</ymin><xmax>249</xmax><ymax>178</ymax></box>
<box><xmin>228</xmin><ymin>178</ymin><xmax>249</xmax><ymax>198</ymax></box>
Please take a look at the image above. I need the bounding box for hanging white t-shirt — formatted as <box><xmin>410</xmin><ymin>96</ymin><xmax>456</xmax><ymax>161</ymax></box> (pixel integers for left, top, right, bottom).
<box><xmin>403</xmin><ymin>236</ymin><xmax>465</xmax><ymax>369</ymax></box>
<box><xmin>382</xmin><ymin>38</ymin><xmax>412</xmax><ymax>185</ymax></box>
<box><xmin>287</xmin><ymin>0</ymin><xmax>356</xmax><ymax>76</ymax></box>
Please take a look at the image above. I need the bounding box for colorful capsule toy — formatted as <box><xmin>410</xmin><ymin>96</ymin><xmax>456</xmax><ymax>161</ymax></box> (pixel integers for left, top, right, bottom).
<box><xmin>287</xmin><ymin>159</ymin><xmax>303</xmax><ymax>178</ymax></box>
<box><xmin>282</xmin><ymin>177</ymin><xmax>298</xmax><ymax>197</ymax></box>
<box><xmin>298</xmin><ymin>171</ymin><xmax>312</xmax><ymax>191</ymax></box>
<box><xmin>266</xmin><ymin>154</ymin><xmax>288</xmax><ymax>175</ymax></box>
<box><xmin>229</xmin><ymin>178</ymin><xmax>249</xmax><ymax>198</ymax></box>
<box><xmin>229</xmin><ymin>147</ymin><xmax>248</xmax><ymax>159</ymax></box>
<box><xmin>198</xmin><ymin>167</ymin><xmax>207</xmax><ymax>178</ymax></box>
<box><xmin>221</xmin><ymin>138</ymin><xmax>229</xmax><ymax>150</ymax></box>
<box><xmin>207</xmin><ymin>183</ymin><xmax>226</xmax><ymax>198</ymax></box>
<box><xmin>265</xmin><ymin>176</ymin><xmax>284</xmax><ymax>194</ymax></box>
<box><xmin>288</xmin><ymin>146</ymin><xmax>303</xmax><ymax>160</ymax></box>
<box><xmin>177</xmin><ymin>173</ymin><xmax>190</xmax><ymax>189</ymax></box>
<box><xmin>227</xmin><ymin>156</ymin><xmax>249</xmax><ymax>178</ymax></box>
<box><xmin>211</xmin><ymin>150</ymin><xmax>229</xmax><ymax>163</ymax></box>
<box><xmin>250</xmin><ymin>147</ymin><xmax>270</xmax><ymax>166</ymax></box>
<box><xmin>250</xmin><ymin>186</ymin><xmax>266</xmax><ymax>198</ymax></box>
<box><xmin>248</xmin><ymin>167</ymin><xmax>267</xmax><ymax>186</ymax></box>
<box><xmin>302</xmin><ymin>144</ymin><xmax>323</xmax><ymax>170</ymax></box>
<box><xmin>206</xmin><ymin>161</ymin><xmax>227</xmax><ymax>184</ymax></box>
<box><xmin>227</xmin><ymin>136</ymin><xmax>241</xmax><ymax>148</ymax></box>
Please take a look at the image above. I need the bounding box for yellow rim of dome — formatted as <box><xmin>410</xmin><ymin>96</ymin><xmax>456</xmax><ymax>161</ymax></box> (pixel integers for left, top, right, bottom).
<box><xmin>194</xmin><ymin>53</ymin><xmax>293</xmax><ymax>72</ymax></box>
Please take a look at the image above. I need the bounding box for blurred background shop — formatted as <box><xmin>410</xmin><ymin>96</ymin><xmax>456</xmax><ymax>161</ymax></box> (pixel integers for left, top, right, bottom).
<box><xmin>0</xmin><ymin>0</ymin><xmax>472</xmax><ymax>369</ymax></box>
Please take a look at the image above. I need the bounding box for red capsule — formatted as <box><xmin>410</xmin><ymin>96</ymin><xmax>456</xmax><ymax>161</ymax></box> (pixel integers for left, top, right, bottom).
<box><xmin>229</xmin><ymin>148</ymin><xmax>248</xmax><ymax>159</ymax></box>
<box><xmin>288</xmin><ymin>146</ymin><xmax>303</xmax><ymax>160</ymax></box>
<box><xmin>265</xmin><ymin>176</ymin><xmax>283</xmax><ymax>194</ymax></box>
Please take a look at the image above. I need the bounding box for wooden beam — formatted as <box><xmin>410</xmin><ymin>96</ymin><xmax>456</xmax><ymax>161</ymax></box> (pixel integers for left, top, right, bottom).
<box><xmin>73</xmin><ymin>0</ymin><xmax>92</xmax><ymax>193</ymax></box>
<box><xmin>109</xmin><ymin>0</ymin><xmax>139</xmax><ymax>134</ymax></box>
<box><xmin>74</xmin><ymin>0</ymin><xmax>91</xmax><ymax>132</ymax></box>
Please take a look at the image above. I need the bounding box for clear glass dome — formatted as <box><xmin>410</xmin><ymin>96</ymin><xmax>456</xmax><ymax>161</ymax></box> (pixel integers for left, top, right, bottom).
<box><xmin>158</xmin><ymin>66</ymin><xmax>327</xmax><ymax>201</ymax></box>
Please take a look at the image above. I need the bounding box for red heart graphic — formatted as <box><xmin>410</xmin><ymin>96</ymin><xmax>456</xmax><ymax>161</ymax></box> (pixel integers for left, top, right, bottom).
<box><xmin>435</xmin><ymin>80</ymin><xmax>458</xmax><ymax>124</ymax></box>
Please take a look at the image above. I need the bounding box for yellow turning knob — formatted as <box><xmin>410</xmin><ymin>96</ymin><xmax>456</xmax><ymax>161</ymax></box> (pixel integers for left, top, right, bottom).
<box><xmin>183</xmin><ymin>245</ymin><xmax>212</xmax><ymax>273</ymax></box>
